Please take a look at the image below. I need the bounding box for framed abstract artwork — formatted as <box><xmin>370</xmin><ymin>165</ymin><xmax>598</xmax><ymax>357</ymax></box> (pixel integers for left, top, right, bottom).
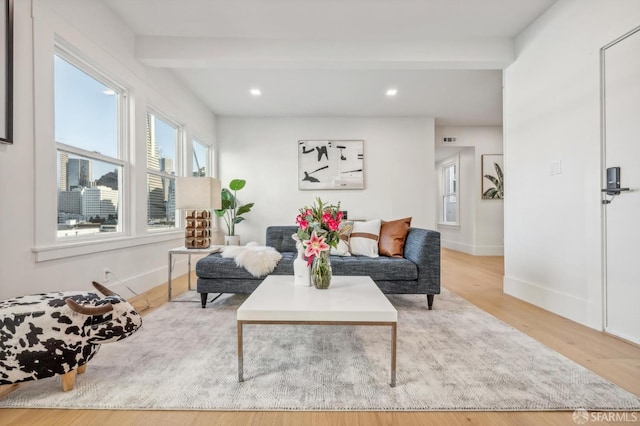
<box><xmin>481</xmin><ymin>154</ymin><xmax>504</xmax><ymax>199</ymax></box>
<box><xmin>298</xmin><ymin>140</ymin><xmax>364</xmax><ymax>190</ymax></box>
<box><xmin>0</xmin><ymin>0</ymin><xmax>12</xmax><ymax>144</ymax></box>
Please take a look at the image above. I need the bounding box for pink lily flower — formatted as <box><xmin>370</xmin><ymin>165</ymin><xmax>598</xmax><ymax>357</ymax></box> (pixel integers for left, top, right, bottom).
<box><xmin>303</xmin><ymin>231</ymin><xmax>329</xmax><ymax>264</ymax></box>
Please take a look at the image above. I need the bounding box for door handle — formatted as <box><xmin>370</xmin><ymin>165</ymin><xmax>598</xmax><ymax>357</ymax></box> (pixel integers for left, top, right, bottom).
<box><xmin>602</xmin><ymin>188</ymin><xmax>630</xmax><ymax>204</ymax></box>
<box><xmin>601</xmin><ymin>188</ymin><xmax>630</xmax><ymax>196</ymax></box>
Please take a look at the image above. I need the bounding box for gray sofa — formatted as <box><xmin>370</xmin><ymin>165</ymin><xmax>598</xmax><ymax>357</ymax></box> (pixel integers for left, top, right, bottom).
<box><xmin>196</xmin><ymin>225</ymin><xmax>440</xmax><ymax>309</ymax></box>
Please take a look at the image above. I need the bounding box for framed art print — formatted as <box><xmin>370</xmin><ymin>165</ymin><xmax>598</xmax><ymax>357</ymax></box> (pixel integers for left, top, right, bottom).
<box><xmin>298</xmin><ymin>140</ymin><xmax>364</xmax><ymax>190</ymax></box>
<box><xmin>481</xmin><ymin>154</ymin><xmax>504</xmax><ymax>199</ymax></box>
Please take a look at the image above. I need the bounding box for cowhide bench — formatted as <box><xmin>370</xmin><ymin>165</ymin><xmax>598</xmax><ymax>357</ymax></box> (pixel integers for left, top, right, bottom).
<box><xmin>0</xmin><ymin>282</ymin><xmax>142</xmax><ymax>398</ymax></box>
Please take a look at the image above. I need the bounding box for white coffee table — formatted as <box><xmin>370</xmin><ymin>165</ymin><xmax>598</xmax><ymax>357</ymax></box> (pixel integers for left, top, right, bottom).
<box><xmin>237</xmin><ymin>275</ymin><xmax>398</xmax><ymax>386</ymax></box>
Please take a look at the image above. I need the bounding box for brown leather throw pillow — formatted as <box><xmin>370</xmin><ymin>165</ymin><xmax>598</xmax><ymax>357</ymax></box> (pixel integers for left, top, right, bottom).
<box><xmin>378</xmin><ymin>217</ymin><xmax>412</xmax><ymax>258</ymax></box>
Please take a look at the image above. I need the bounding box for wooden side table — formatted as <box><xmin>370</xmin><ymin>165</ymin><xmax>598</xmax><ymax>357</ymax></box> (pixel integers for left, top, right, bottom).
<box><xmin>167</xmin><ymin>246</ymin><xmax>223</xmax><ymax>301</ymax></box>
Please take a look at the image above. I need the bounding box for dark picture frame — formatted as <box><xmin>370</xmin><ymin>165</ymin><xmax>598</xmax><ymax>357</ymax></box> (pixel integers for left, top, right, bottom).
<box><xmin>0</xmin><ymin>0</ymin><xmax>13</xmax><ymax>144</ymax></box>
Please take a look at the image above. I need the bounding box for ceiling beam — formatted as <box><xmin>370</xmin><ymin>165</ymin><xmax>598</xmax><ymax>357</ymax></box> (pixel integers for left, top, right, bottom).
<box><xmin>135</xmin><ymin>36</ymin><xmax>514</xmax><ymax>70</ymax></box>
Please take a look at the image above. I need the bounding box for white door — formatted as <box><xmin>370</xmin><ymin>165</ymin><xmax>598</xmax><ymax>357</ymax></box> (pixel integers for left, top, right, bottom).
<box><xmin>603</xmin><ymin>28</ymin><xmax>640</xmax><ymax>345</ymax></box>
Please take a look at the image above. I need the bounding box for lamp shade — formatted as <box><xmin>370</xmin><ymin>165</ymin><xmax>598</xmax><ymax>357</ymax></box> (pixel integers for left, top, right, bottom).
<box><xmin>175</xmin><ymin>177</ymin><xmax>222</xmax><ymax>210</ymax></box>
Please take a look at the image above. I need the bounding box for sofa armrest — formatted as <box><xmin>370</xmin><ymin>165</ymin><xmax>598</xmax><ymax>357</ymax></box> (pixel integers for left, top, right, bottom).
<box><xmin>404</xmin><ymin>227</ymin><xmax>441</xmax><ymax>295</ymax></box>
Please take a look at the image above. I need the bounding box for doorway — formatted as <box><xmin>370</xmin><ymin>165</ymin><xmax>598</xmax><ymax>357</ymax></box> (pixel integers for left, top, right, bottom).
<box><xmin>602</xmin><ymin>26</ymin><xmax>640</xmax><ymax>345</ymax></box>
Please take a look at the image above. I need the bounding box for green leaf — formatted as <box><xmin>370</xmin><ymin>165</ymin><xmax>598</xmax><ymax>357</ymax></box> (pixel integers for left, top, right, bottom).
<box><xmin>235</xmin><ymin>203</ymin><xmax>254</xmax><ymax>216</ymax></box>
<box><xmin>233</xmin><ymin>217</ymin><xmax>246</xmax><ymax>224</ymax></box>
<box><xmin>297</xmin><ymin>230</ymin><xmax>310</xmax><ymax>241</ymax></box>
<box><xmin>217</xmin><ymin>199</ymin><xmax>233</xmax><ymax>213</ymax></box>
<box><xmin>213</xmin><ymin>209</ymin><xmax>226</xmax><ymax>217</ymax></box>
<box><xmin>219</xmin><ymin>189</ymin><xmax>234</xmax><ymax>207</ymax></box>
<box><xmin>229</xmin><ymin>179</ymin><xmax>246</xmax><ymax>191</ymax></box>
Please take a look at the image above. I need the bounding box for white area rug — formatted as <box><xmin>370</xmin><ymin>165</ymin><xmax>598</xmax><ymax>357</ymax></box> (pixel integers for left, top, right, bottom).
<box><xmin>2</xmin><ymin>289</ymin><xmax>639</xmax><ymax>411</ymax></box>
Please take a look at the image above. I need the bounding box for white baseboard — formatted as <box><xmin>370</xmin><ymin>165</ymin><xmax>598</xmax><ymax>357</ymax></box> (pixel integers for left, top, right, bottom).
<box><xmin>474</xmin><ymin>245</ymin><xmax>504</xmax><ymax>256</ymax></box>
<box><xmin>101</xmin><ymin>257</ymin><xmax>192</xmax><ymax>299</ymax></box>
<box><xmin>441</xmin><ymin>240</ymin><xmax>475</xmax><ymax>255</ymax></box>
<box><xmin>441</xmin><ymin>240</ymin><xmax>504</xmax><ymax>256</ymax></box>
<box><xmin>503</xmin><ymin>275</ymin><xmax>596</xmax><ymax>329</ymax></box>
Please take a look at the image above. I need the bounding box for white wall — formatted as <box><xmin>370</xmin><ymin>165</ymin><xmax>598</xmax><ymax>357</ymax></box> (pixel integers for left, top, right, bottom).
<box><xmin>435</xmin><ymin>126</ymin><xmax>504</xmax><ymax>255</ymax></box>
<box><xmin>217</xmin><ymin>117</ymin><xmax>436</xmax><ymax>244</ymax></box>
<box><xmin>0</xmin><ymin>1</ymin><xmax>216</xmax><ymax>300</ymax></box>
<box><xmin>503</xmin><ymin>0</ymin><xmax>640</xmax><ymax>329</ymax></box>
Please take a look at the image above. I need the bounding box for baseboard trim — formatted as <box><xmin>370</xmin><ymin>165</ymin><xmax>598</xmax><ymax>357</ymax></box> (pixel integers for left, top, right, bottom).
<box><xmin>103</xmin><ymin>257</ymin><xmax>190</xmax><ymax>299</ymax></box>
<box><xmin>474</xmin><ymin>245</ymin><xmax>504</xmax><ymax>256</ymax></box>
<box><xmin>503</xmin><ymin>275</ymin><xmax>593</xmax><ymax>329</ymax></box>
<box><xmin>441</xmin><ymin>240</ymin><xmax>504</xmax><ymax>256</ymax></box>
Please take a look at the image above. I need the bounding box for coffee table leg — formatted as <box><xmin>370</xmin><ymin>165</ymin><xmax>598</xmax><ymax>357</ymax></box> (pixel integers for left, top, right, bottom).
<box><xmin>237</xmin><ymin>321</ymin><xmax>244</xmax><ymax>382</ymax></box>
<box><xmin>391</xmin><ymin>322</ymin><xmax>397</xmax><ymax>387</ymax></box>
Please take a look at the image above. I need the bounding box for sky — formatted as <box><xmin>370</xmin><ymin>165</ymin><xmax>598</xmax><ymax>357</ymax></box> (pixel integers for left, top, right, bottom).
<box><xmin>54</xmin><ymin>55</ymin><xmax>118</xmax><ymax>160</ymax></box>
<box><xmin>54</xmin><ymin>55</ymin><xmax>178</xmax><ymax>180</ymax></box>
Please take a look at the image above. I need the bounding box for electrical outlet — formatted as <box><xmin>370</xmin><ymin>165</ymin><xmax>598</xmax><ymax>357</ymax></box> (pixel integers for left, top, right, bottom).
<box><xmin>103</xmin><ymin>268</ymin><xmax>111</xmax><ymax>281</ymax></box>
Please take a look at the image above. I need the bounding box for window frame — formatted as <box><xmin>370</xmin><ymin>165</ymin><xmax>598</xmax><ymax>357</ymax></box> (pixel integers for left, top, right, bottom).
<box><xmin>192</xmin><ymin>136</ymin><xmax>210</xmax><ymax>177</ymax></box>
<box><xmin>439</xmin><ymin>155</ymin><xmax>460</xmax><ymax>227</ymax></box>
<box><xmin>145</xmin><ymin>108</ymin><xmax>184</xmax><ymax>232</ymax></box>
<box><xmin>53</xmin><ymin>47</ymin><xmax>129</xmax><ymax>241</ymax></box>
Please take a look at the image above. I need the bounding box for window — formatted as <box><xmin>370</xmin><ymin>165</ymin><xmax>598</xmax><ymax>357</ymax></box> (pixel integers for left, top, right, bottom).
<box><xmin>440</xmin><ymin>157</ymin><xmax>459</xmax><ymax>225</ymax></box>
<box><xmin>146</xmin><ymin>111</ymin><xmax>180</xmax><ymax>230</ymax></box>
<box><xmin>54</xmin><ymin>53</ymin><xmax>125</xmax><ymax>239</ymax></box>
<box><xmin>192</xmin><ymin>138</ymin><xmax>209</xmax><ymax>177</ymax></box>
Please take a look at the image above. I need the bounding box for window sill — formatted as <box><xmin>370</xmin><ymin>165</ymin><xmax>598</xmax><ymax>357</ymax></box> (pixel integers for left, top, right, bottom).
<box><xmin>32</xmin><ymin>231</ymin><xmax>183</xmax><ymax>262</ymax></box>
<box><xmin>437</xmin><ymin>223</ymin><xmax>460</xmax><ymax>230</ymax></box>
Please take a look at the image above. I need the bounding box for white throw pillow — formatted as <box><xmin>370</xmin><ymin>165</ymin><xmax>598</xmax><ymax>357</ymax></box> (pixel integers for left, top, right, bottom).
<box><xmin>330</xmin><ymin>221</ymin><xmax>353</xmax><ymax>256</ymax></box>
<box><xmin>349</xmin><ymin>219</ymin><xmax>381</xmax><ymax>257</ymax></box>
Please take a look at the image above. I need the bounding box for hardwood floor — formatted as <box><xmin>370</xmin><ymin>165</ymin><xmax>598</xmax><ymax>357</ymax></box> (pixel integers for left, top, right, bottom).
<box><xmin>2</xmin><ymin>249</ymin><xmax>639</xmax><ymax>425</ymax></box>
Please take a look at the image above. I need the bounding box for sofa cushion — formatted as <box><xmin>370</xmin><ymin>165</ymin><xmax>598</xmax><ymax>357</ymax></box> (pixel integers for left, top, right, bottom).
<box><xmin>379</xmin><ymin>217</ymin><xmax>412</xmax><ymax>258</ymax></box>
<box><xmin>329</xmin><ymin>255</ymin><xmax>417</xmax><ymax>281</ymax></box>
<box><xmin>197</xmin><ymin>252</ymin><xmax>296</xmax><ymax>279</ymax></box>
<box><xmin>349</xmin><ymin>219</ymin><xmax>381</xmax><ymax>257</ymax></box>
<box><xmin>271</xmin><ymin>252</ymin><xmax>296</xmax><ymax>275</ymax></box>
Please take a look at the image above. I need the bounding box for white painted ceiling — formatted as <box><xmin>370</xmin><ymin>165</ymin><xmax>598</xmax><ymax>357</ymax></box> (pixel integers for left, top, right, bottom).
<box><xmin>103</xmin><ymin>0</ymin><xmax>558</xmax><ymax>125</ymax></box>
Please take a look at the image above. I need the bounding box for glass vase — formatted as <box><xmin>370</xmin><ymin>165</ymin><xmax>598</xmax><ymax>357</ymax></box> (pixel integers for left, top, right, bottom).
<box><xmin>311</xmin><ymin>251</ymin><xmax>332</xmax><ymax>289</ymax></box>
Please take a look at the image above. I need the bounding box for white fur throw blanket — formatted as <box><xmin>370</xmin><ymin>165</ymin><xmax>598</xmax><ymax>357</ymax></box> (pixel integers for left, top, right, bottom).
<box><xmin>221</xmin><ymin>243</ymin><xmax>283</xmax><ymax>277</ymax></box>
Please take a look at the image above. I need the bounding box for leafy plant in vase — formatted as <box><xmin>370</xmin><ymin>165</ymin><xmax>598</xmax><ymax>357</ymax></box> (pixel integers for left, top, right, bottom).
<box><xmin>295</xmin><ymin>198</ymin><xmax>342</xmax><ymax>289</ymax></box>
<box><xmin>214</xmin><ymin>179</ymin><xmax>254</xmax><ymax>245</ymax></box>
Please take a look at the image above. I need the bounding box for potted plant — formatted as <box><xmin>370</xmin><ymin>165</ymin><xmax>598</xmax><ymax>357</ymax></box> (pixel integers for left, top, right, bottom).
<box><xmin>214</xmin><ymin>179</ymin><xmax>254</xmax><ymax>245</ymax></box>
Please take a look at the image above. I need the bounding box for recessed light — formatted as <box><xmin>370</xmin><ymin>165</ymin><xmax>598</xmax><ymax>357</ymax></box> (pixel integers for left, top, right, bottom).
<box><xmin>386</xmin><ymin>88</ymin><xmax>398</xmax><ymax>97</ymax></box>
<box><xmin>250</xmin><ymin>88</ymin><xmax>261</xmax><ymax>96</ymax></box>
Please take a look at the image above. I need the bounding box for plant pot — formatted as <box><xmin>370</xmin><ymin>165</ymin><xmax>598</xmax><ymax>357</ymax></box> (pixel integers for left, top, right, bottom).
<box><xmin>225</xmin><ymin>235</ymin><xmax>241</xmax><ymax>246</ymax></box>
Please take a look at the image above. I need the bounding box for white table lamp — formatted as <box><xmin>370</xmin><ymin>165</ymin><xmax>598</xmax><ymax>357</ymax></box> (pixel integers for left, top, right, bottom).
<box><xmin>175</xmin><ymin>177</ymin><xmax>222</xmax><ymax>249</ymax></box>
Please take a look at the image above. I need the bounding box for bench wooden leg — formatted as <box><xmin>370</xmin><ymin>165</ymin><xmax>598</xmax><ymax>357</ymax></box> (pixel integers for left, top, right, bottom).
<box><xmin>78</xmin><ymin>364</ymin><xmax>88</xmax><ymax>374</ymax></box>
<box><xmin>61</xmin><ymin>369</ymin><xmax>77</xmax><ymax>392</ymax></box>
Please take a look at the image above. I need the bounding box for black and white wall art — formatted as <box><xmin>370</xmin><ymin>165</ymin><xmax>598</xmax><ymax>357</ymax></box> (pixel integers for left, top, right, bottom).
<box><xmin>481</xmin><ymin>154</ymin><xmax>504</xmax><ymax>199</ymax></box>
<box><xmin>298</xmin><ymin>140</ymin><xmax>364</xmax><ymax>190</ymax></box>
